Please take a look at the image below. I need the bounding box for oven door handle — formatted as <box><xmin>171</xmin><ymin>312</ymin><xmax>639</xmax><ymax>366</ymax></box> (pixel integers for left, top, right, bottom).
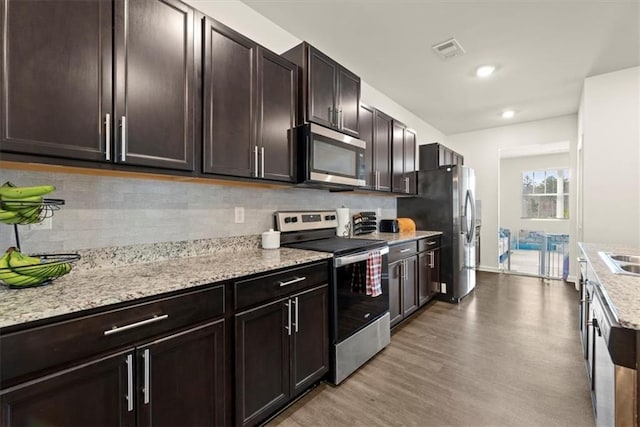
<box><xmin>334</xmin><ymin>246</ymin><xmax>389</xmax><ymax>267</ymax></box>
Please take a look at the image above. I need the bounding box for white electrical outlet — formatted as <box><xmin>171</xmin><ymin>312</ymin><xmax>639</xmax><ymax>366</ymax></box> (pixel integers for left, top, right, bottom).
<box><xmin>376</xmin><ymin>208</ymin><xmax>382</xmax><ymax>219</ymax></box>
<box><xmin>29</xmin><ymin>216</ymin><xmax>52</xmax><ymax>230</ymax></box>
<box><xmin>234</xmin><ymin>207</ymin><xmax>244</xmax><ymax>224</ymax></box>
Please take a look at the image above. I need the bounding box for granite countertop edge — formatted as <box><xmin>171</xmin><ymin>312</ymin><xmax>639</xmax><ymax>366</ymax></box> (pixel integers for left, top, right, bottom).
<box><xmin>0</xmin><ymin>247</ymin><xmax>332</xmax><ymax>330</ymax></box>
<box><xmin>579</xmin><ymin>242</ymin><xmax>640</xmax><ymax>330</ymax></box>
<box><xmin>356</xmin><ymin>230</ymin><xmax>442</xmax><ymax>244</ymax></box>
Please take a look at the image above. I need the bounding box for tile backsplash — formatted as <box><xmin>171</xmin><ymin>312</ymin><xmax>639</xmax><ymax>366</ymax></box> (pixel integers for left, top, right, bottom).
<box><xmin>0</xmin><ymin>169</ymin><xmax>396</xmax><ymax>252</ymax></box>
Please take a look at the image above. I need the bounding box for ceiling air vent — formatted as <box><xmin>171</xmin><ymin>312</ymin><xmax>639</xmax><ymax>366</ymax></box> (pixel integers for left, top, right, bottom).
<box><xmin>432</xmin><ymin>38</ymin><xmax>465</xmax><ymax>59</ymax></box>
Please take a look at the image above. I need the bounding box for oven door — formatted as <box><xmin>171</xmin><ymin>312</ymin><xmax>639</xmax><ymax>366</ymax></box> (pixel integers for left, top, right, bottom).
<box><xmin>333</xmin><ymin>246</ymin><xmax>389</xmax><ymax>343</ymax></box>
<box><xmin>299</xmin><ymin>123</ymin><xmax>366</xmax><ymax>187</ymax></box>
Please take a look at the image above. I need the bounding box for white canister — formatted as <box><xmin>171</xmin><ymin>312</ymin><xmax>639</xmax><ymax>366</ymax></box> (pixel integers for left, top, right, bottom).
<box><xmin>261</xmin><ymin>228</ymin><xmax>280</xmax><ymax>249</ymax></box>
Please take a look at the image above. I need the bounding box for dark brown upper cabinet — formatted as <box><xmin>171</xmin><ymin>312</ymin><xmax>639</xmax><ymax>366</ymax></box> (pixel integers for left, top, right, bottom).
<box><xmin>114</xmin><ymin>0</ymin><xmax>195</xmax><ymax>171</ymax></box>
<box><xmin>392</xmin><ymin>121</ymin><xmax>416</xmax><ymax>194</ymax></box>
<box><xmin>0</xmin><ymin>0</ymin><xmax>112</xmax><ymax>162</ymax></box>
<box><xmin>283</xmin><ymin>42</ymin><xmax>361</xmax><ymax>137</ymax></box>
<box><xmin>1</xmin><ymin>0</ymin><xmax>195</xmax><ymax>171</ymax></box>
<box><xmin>359</xmin><ymin>104</ymin><xmax>392</xmax><ymax>192</ymax></box>
<box><xmin>202</xmin><ymin>18</ymin><xmax>297</xmax><ymax>182</ymax></box>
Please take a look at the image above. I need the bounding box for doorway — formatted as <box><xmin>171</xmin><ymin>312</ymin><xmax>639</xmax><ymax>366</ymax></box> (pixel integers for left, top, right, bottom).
<box><xmin>498</xmin><ymin>145</ymin><xmax>571</xmax><ymax>279</ymax></box>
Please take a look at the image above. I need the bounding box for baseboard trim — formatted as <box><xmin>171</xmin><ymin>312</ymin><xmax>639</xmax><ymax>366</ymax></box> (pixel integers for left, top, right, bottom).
<box><xmin>477</xmin><ymin>266</ymin><xmax>502</xmax><ymax>273</ymax></box>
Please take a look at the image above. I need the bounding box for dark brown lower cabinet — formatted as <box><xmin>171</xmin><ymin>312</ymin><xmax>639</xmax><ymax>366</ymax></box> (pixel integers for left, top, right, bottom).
<box><xmin>389</xmin><ymin>256</ymin><xmax>417</xmax><ymax>328</ymax></box>
<box><xmin>138</xmin><ymin>321</ymin><xmax>226</xmax><ymax>427</ymax></box>
<box><xmin>418</xmin><ymin>247</ymin><xmax>440</xmax><ymax>306</ymax></box>
<box><xmin>0</xmin><ymin>348</ymin><xmax>134</xmax><ymax>426</ymax></box>
<box><xmin>235</xmin><ymin>285</ymin><xmax>328</xmax><ymax>427</ymax></box>
<box><xmin>0</xmin><ymin>320</ymin><xmax>226</xmax><ymax>427</ymax></box>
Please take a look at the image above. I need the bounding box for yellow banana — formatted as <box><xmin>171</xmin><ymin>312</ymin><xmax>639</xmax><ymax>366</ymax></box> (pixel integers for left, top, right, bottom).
<box><xmin>0</xmin><ymin>251</ymin><xmax>45</xmax><ymax>287</ymax></box>
<box><xmin>8</xmin><ymin>249</ymin><xmax>42</xmax><ymax>268</ymax></box>
<box><xmin>0</xmin><ymin>185</ymin><xmax>55</xmax><ymax>199</ymax></box>
<box><xmin>1</xmin><ymin>195</ymin><xmax>43</xmax><ymax>211</ymax></box>
<box><xmin>0</xmin><ymin>209</ymin><xmax>18</xmax><ymax>221</ymax></box>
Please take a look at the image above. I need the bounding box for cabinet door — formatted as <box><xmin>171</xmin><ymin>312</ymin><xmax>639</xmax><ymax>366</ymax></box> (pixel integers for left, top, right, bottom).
<box><xmin>257</xmin><ymin>47</ymin><xmax>297</xmax><ymax>182</ymax></box>
<box><xmin>337</xmin><ymin>67</ymin><xmax>360</xmax><ymax>137</ymax></box>
<box><xmin>236</xmin><ymin>299</ymin><xmax>290</xmax><ymax>427</ymax></box>
<box><xmin>114</xmin><ymin>0</ymin><xmax>195</xmax><ymax>170</ymax></box>
<box><xmin>418</xmin><ymin>252</ymin><xmax>430</xmax><ymax>307</ymax></box>
<box><xmin>404</xmin><ymin>128</ymin><xmax>417</xmax><ymax>194</ymax></box>
<box><xmin>0</xmin><ymin>349</ymin><xmax>135</xmax><ymax>427</ymax></box>
<box><xmin>374</xmin><ymin>110</ymin><xmax>392</xmax><ymax>191</ymax></box>
<box><xmin>307</xmin><ymin>46</ymin><xmax>337</xmax><ymax>129</ymax></box>
<box><xmin>359</xmin><ymin>105</ymin><xmax>375</xmax><ymax>189</ymax></box>
<box><xmin>291</xmin><ymin>286</ymin><xmax>329</xmax><ymax>397</ymax></box>
<box><xmin>403</xmin><ymin>256</ymin><xmax>418</xmax><ymax>317</ymax></box>
<box><xmin>391</xmin><ymin>121</ymin><xmax>405</xmax><ymax>193</ymax></box>
<box><xmin>389</xmin><ymin>260</ymin><xmax>403</xmax><ymax>327</ymax></box>
<box><xmin>0</xmin><ymin>0</ymin><xmax>112</xmax><ymax>162</ymax></box>
<box><xmin>429</xmin><ymin>248</ymin><xmax>441</xmax><ymax>300</ymax></box>
<box><xmin>137</xmin><ymin>321</ymin><xmax>225</xmax><ymax>427</ymax></box>
<box><xmin>202</xmin><ymin>18</ymin><xmax>255</xmax><ymax>177</ymax></box>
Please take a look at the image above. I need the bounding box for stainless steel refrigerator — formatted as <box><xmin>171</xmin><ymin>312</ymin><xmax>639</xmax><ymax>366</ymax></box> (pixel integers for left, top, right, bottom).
<box><xmin>397</xmin><ymin>165</ymin><xmax>476</xmax><ymax>303</ymax></box>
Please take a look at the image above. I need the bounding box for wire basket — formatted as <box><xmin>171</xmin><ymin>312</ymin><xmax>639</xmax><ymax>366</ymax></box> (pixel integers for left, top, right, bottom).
<box><xmin>0</xmin><ymin>253</ymin><xmax>80</xmax><ymax>289</ymax></box>
<box><xmin>0</xmin><ymin>198</ymin><xmax>65</xmax><ymax>226</ymax></box>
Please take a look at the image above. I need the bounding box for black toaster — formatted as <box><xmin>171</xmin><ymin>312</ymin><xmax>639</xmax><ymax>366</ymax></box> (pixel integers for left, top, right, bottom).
<box><xmin>379</xmin><ymin>219</ymin><xmax>399</xmax><ymax>233</ymax></box>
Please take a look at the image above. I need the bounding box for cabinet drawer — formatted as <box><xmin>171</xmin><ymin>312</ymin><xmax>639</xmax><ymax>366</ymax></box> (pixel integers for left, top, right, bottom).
<box><xmin>418</xmin><ymin>236</ymin><xmax>441</xmax><ymax>252</ymax></box>
<box><xmin>388</xmin><ymin>242</ymin><xmax>417</xmax><ymax>262</ymax></box>
<box><xmin>1</xmin><ymin>285</ymin><xmax>224</xmax><ymax>387</ymax></box>
<box><xmin>235</xmin><ymin>261</ymin><xmax>329</xmax><ymax>311</ymax></box>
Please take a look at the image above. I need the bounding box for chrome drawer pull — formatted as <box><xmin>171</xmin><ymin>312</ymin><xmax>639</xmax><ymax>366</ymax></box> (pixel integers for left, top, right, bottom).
<box><xmin>105</xmin><ymin>113</ymin><xmax>111</xmax><ymax>161</ymax></box>
<box><xmin>426</xmin><ymin>241</ymin><xmax>437</xmax><ymax>246</ymax></box>
<box><xmin>399</xmin><ymin>248</ymin><xmax>412</xmax><ymax>253</ymax></box>
<box><xmin>278</xmin><ymin>276</ymin><xmax>306</xmax><ymax>287</ymax></box>
<box><xmin>104</xmin><ymin>314</ymin><xmax>169</xmax><ymax>336</ymax></box>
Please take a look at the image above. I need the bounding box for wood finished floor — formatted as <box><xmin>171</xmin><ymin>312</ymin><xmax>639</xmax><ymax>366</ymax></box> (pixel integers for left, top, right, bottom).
<box><xmin>269</xmin><ymin>272</ymin><xmax>594</xmax><ymax>427</ymax></box>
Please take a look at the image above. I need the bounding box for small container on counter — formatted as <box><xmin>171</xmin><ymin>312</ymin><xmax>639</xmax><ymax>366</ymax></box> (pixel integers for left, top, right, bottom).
<box><xmin>261</xmin><ymin>228</ymin><xmax>280</xmax><ymax>249</ymax></box>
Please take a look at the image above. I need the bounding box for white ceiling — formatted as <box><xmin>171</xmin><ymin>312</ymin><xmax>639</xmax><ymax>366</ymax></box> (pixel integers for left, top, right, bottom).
<box><xmin>241</xmin><ymin>0</ymin><xmax>640</xmax><ymax>135</ymax></box>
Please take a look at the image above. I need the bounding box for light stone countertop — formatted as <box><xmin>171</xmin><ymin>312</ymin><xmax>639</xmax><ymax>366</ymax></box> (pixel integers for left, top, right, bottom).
<box><xmin>579</xmin><ymin>242</ymin><xmax>640</xmax><ymax>329</ymax></box>
<box><xmin>0</xmin><ymin>247</ymin><xmax>332</xmax><ymax>330</ymax></box>
<box><xmin>354</xmin><ymin>230</ymin><xmax>443</xmax><ymax>244</ymax></box>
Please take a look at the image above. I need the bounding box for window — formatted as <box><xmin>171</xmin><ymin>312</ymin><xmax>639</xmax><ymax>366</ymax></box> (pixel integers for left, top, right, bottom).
<box><xmin>521</xmin><ymin>168</ymin><xmax>569</xmax><ymax>219</ymax></box>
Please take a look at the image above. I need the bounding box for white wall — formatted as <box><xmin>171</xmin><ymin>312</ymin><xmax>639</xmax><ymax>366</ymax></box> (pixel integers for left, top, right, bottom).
<box><xmin>500</xmin><ymin>153</ymin><xmax>571</xmax><ymax>239</ymax></box>
<box><xmin>579</xmin><ymin>66</ymin><xmax>640</xmax><ymax>246</ymax></box>
<box><xmin>446</xmin><ymin>115</ymin><xmax>578</xmax><ymax>273</ymax></box>
<box><xmin>185</xmin><ymin>0</ymin><xmax>446</xmax><ymax>146</ymax></box>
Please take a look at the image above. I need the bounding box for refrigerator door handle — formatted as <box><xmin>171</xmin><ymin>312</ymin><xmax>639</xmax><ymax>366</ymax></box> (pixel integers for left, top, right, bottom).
<box><xmin>464</xmin><ymin>189</ymin><xmax>475</xmax><ymax>245</ymax></box>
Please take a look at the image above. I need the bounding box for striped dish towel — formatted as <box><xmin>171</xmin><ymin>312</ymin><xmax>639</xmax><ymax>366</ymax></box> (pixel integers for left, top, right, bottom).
<box><xmin>366</xmin><ymin>249</ymin><xmax>382</xmax><ymax>297</ymax></box>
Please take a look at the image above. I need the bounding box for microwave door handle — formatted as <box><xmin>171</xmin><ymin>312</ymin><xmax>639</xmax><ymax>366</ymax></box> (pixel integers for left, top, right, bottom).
<box><xmin>334</xmin><ymin>246</ymin><xmax>389</xmax><ymax>268</ymax></box>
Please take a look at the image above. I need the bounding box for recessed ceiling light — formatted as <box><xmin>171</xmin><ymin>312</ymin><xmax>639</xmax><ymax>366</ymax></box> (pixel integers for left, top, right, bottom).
<box><xmin>501</xmin><ymin>110</ymin><xmax>515</xmax><ymax>119</ymax></box>
<box><xmin>476</xmin><ymin>65</ymin><xmax>495</xmax><ymax>78</ymax></box>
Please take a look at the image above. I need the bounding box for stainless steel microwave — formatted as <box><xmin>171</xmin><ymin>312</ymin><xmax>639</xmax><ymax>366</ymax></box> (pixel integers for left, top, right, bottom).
<box><xmin>296</xmin><ymin>123</ymin><xmax>366</xmax><ymax>188</ymax></box>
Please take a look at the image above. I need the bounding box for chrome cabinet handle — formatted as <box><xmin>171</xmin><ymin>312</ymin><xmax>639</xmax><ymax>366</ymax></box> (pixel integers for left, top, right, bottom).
<box><xmin>278</xmin><ymin>276</ymin><xmax>306</xmax><ymax>287</ymax></box>
<box><xmin>261</xmin><ymin>146</ymin><xmax>265</xmax><ymax>178</ymax></box>
<box><xmin>426</xmin><ymin>241</ymin><xmax>437</xmax><ymax>246</ymax></box>
<box><xmin>285</xmin><ymin>301</ymin><xmax>291</xmax><ymax>336</ymax></box>
<box><xmin>105</xmin><ymin>113</ymin><xmax>111</xmax><ymax>161</ymax></box>
<box><xmin>104</xmin><ymin>314</ymin><xmax>168</xmax><ymax>336</ymax></box>
<box><xmin>339</xmin><ymin>107</ymin><xmax>343</xmax><ymax>130</ymax></box>
<box><xmin>120</xmin><ymin>116</ymin><xmax>126</xmax><ymax>162</ymax></box>
<box><xmin>429</xmin><ymin>251</ymin><xmax>435</xmax><ymax>268</ymax></box>
<box><xmin>400</xmin><ymin>248</ymin><xmax>412</xmax><ymax>253</ymax></box>
<box><xmin>125</xmin><ymin>354</ymin><xmax>134</xmax><ymax>412</ymax></box>
<box><xmin>291</xmin><ymin>296</ymin><xmax>299</xmax><ymax>333</ymax></box>
<box><xmin>254</xmin><ymin>146</ymin><xmax>258</xmax><ymax>177</ymax></box>
<box><xmin>142</xmin><ymin>349</ymin><xmax>150</xmax><ymax>404</ymax></box>
<box><xmin>328</xmin><ymin>107</ymin><xmax>334</xmax><ymax>126</ymax></box>
<box><xmin>295</xmin><ymin>296</ymin><xmax>299</xmax><ymax>332</ymax></box>
<box><xmin>405</xmin><ymin>176</ymin><xmax>409</xmax><ymax>193</ymax></box>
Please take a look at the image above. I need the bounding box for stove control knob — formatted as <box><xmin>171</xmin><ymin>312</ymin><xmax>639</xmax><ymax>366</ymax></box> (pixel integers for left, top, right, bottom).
<box><xmin>291</xmin><ymin>217</ymin><xmax>298</xmax><ymax>223</ymax></box>
<box><xmin>324</xmin><ymin>215</ymin><xmax>331</xmax><ymax>220</ymax></box>
<box><xmin>330</xmin><ymin>215</ymin><xmax>336</xmax><ymax>220</ymax></box>
<box><xmin>284</xmin><ymin>217</ymin><xmax>292</xmax><ymax>223</ymax></box>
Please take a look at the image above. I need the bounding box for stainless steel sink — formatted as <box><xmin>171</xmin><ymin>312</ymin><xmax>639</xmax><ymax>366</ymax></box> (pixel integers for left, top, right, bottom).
<box><xmin>599</xmin><ymin>252</ymin><xmax>640</xmax><ymax>277</ymax></box>
<box><xmin>621</xmin><ymin>264</ymin><xmax>640</xmax><ymax>274</ymax></box>
<box><xmin>610</xmin><ymin>255</ymin><xmax>640</xmax><ymax>264</ymax></box>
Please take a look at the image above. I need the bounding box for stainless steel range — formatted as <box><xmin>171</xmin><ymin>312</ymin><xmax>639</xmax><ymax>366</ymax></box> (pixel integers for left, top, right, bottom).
<box><xmin>274</xmin><ymin>210</ymin><xmax>390</xmax><ymax>384</ymax></box>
